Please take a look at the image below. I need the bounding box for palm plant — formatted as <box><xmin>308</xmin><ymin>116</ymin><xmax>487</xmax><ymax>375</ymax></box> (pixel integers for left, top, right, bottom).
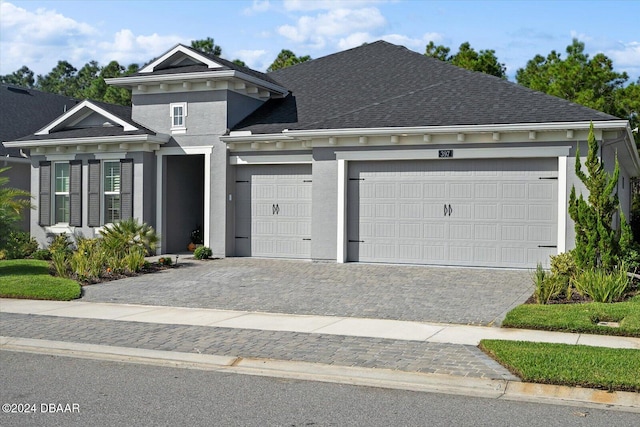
<box><xmin>0</xmin><ymin>167</ymin><xmax>32</xmax><ymax>248</ymax></box>
<box><xmin>99</xmin><ymin>218</ymin><xmax>159</xmax><ymax>256</ymax></box>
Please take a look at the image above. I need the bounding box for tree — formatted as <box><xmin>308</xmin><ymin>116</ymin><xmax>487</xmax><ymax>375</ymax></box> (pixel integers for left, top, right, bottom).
<box><xmin>0</xmin><ymin>167</ymin><xmax>32</xmax><ymax>250</ymax></box>
<box><xmin>267</xmin><ymin>49</ymin><xmax>311</xmax><ymax>72</ymax></box>
<box><xmin>232</xmin><ymin>59</ymin><xmax>247</xmax><ymax>67</ymax></box>
<box><xmin>191</xmin><ymin>37</ymin><xmax>222</xmax><ymax>56</ymax></box>
<box><xmin>424</xmin><ymin>41</ymin><xmax>450</xmax><ymax>61</ymax></box>
<box><xmin>424</xmin><ymin>42</ymin><xmax>506</xmax><ymax>78</ymax></box>
<box><xmin>36</xmin><ymin>60</ymin><xmax>78</xmax><ymax>97</ymax></box>
<box><xmin>615</xmin><ymin>78</ymin><xmax>640</xmax><ymax>147</ymax></box>
<box><xmin>516</xmin><ymin>39</ymin><xmax>628</xmax><ymax>117</ymax></box>
<box><xmin>568</xmin><ymin>123</ymin><xmax>622</xmax><ymax>270</ymax></box>
<box><xmin>0</xmin><ymin>65</ymin><xmax>35</xmax><ymax>88</ymax></box>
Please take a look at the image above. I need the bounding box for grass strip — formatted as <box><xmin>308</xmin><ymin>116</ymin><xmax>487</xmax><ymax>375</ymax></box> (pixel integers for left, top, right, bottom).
<box><xmin>0</xmin><ymin>259</ymin><xmax>81</xmax><ymax>301</ymax></box>
<box><xmin>480</xmin><ymin>339</ymin><xmax>640</xmax><ymax>392</ymax></box>
<box><xmin>502</xmin><ymin>296</ymin><xmax>640</xmax><ymax>337</ymax></box>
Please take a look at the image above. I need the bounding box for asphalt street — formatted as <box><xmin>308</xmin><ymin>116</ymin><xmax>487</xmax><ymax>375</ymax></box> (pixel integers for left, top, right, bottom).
<box><xmin>1</xmin><ymin>351</ymin><xmax>636</xmax><ymax>427</ymax></box>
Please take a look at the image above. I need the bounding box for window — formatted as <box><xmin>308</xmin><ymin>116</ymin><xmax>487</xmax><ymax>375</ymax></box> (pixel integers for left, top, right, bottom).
<box><xmin>54</xmin><ymin>163</ymin><xmax>70</xmax><ymax>223</ymax></box>
<box><xmin>170</xmin><ymin>102</ymin><xmax>187</xmax><ymax>132</ymax></box>
<box><xmin>103</xmin><ymin>161</ymin><xmax>121</xmax><ymax>223</ymax></box>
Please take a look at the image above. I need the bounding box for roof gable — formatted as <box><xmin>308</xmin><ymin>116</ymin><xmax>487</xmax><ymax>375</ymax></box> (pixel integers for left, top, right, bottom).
<box><xmin>139</xmin><ymin>44</ymin><xmax>224</xmax><ymax>73</ymax></box>
<box><xmin>35</xmin><ymin>100</ymin><xmax>138</xmax><ymax>135</ymax></box>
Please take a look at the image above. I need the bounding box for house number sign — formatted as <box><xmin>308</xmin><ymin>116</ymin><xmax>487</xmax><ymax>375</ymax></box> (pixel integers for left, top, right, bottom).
<box><xmin>438</xmin><ymin>150</ymin><xmax>453</xmax><ymax>158</ymax></box>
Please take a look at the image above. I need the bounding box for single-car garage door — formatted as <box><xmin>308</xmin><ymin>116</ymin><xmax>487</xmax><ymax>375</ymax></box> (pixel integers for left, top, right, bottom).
<box><xmin>347</xmin><ymin>158</ymin><xmax>557</xmax><ymax>268</ymax></box>
<box><xmin>235</xmin><ymin>164</ymin><xmax>312</xmax><ymax>258</ymax></box>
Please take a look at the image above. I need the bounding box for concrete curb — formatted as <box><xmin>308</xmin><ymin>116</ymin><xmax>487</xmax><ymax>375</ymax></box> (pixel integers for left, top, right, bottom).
<box><xmin>2</xmin><ymin>336</ymin><xmax>638</xmax><ymax>413</ymax></box>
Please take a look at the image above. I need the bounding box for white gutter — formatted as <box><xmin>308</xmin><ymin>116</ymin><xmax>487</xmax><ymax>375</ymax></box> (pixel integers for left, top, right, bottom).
<box><xmin>280</xmin><ymin>120</ymin><xmax>630</xmax><ymax>138</ymax></box>
<box><xmin>106</xmin><ymin>71</ymin><xmax>289</xmax><ymax>96</ymax></box>
<box><xmin>4</xmin><ymin>134</ymin><xmax>171</xmax><ymax>148</ymax></box>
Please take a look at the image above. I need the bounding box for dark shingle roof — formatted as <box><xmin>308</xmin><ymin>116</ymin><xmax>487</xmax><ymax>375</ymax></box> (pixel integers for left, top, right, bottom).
<box><xmin>233</xmin><ymin>41</ymin><xmax>617</xmax><ymax>134</ymax></box>
<box><xmin>0</xmin><ymin>85</ymin><xmax>78</xmax><ymax>155</ymax></box>
<box><xmin>130</xmin><ymin>44</ymin><xmax>281</xmax><ymax>86</ymax></box>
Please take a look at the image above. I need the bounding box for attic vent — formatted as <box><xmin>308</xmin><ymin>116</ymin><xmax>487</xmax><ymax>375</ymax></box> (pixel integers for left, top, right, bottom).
<box><xmin>102</xmin><ymin>121</ymin><xmax>114</xmax><ymax>127</ymax></box>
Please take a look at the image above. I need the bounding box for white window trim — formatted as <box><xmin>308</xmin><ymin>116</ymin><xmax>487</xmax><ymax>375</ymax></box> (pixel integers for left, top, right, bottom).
<box><xmin>53</xmin><ymin>162</ymin><xmax>70</xmax><ymax>225</ymax></box>
<box><xmin>170</xmin><ymin>102</ymin><xmax>187</xmax><ymax>134</ymax></box>
<box><xmin>102</xmin><ymin>160</ymin><xmax>122</xmax><ymax>226</ymax></box>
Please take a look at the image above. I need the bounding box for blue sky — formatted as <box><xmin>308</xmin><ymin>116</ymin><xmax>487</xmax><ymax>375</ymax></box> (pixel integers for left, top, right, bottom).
<box><xmin>1</xmin><ymin>0</ymin><xmax>639</xmax><ymax>82</ymax></box>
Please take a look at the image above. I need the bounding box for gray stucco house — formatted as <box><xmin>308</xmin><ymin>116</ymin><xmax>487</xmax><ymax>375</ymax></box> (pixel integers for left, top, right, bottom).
<box><xmin>5</xmin><ymin>41</ymin><xmax>639</xmax><ymax>268</ymax></box>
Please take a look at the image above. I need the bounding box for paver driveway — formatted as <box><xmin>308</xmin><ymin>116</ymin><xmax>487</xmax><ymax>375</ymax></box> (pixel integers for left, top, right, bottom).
<box><xmin>80</xmin><ymin>258</ymin><xmax>533</xmax><ymax>326</ymax></box>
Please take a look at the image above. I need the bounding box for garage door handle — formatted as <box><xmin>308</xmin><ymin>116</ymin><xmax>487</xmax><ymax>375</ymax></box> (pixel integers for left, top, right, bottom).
<box><xmin>272</xmin><ymin>204</ymin><xmax>280</xmax><ymax>215</ymax></box>
<box><xmin>444</xmin><ymin>204</ymin><xmax>448</xmax><ymax>216</ymax></box>
<box><xmin>448</xmin><ymin>204</ymin><xmax>452</xmax><ymax>216</ymax></box>
<box><xmin>444</xmin><ymin>204</ymin><xmax>452</xmax><ymax>216</ymax></box>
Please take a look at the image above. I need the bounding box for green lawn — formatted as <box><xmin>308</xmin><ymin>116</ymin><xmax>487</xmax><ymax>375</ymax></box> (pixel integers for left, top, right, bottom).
<box><xmin>480</xmin><ymin>340</ymin><xmax>640</xmax><ymax>392</ymax></box>
<box><xmin>502</xmin><ymin>295</ymin><xmax>640</xmax><ymax>337</ymax></box>
<box><xmin>0</xmin><ymin>259</ymin><xmax>81</xmax><ymax>301</ymax></box>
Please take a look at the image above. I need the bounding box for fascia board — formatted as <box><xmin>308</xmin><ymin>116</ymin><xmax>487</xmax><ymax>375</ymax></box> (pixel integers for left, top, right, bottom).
<box><xmin>139</xmin><ymin>44</ymin><xmax>223</xmax><ymax>73</ymax></box>
<box><xmin>107</xmin><ymin>71</ymin><xmax>288</xmax><ymax>95</ymax></box>
<box><xmin>34</xmin><ymin>100</ymin><xmax>138</xmax><ymax>135</ymax></box>
<box><xmin>281</xmin><ymin>120</ymin><xmax>630</xmax><ymax>138</ymax></box>
<box><xmin>4</xmin><ymin>134</ymin><xmax>170</xmax><ymax>148</ymax></box>
<box><xmin>221</xmin><ymin>133</ymin><xmax>294</xmax><ymax>143</ymax></box>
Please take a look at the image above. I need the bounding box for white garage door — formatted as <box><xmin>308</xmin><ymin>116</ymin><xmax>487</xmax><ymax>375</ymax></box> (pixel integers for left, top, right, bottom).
<box><xmin>347</xmin><ymin>158</ymin><xmax>557</xmax><ymax>268</ymax></box>
<box><xmin>235</xmin><ymin>164</ymin><xmax>312</xmax><ymax>258</ymax></box>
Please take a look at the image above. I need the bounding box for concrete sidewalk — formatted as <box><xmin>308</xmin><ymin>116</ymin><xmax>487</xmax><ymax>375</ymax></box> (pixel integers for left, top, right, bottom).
<box><xmin>2</xmin><ymin>298</ymin><xmax>639</xmax><ymax>412</ymax></box>
<box><xmin>2</xmin><ymin>299</ymin><xmax>639</xmax><ymax>349</ymax></box>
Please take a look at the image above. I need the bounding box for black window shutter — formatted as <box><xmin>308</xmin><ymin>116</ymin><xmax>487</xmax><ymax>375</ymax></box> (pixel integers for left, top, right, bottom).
<box><xmin>120</xmin><ymin>159</ymin><xmax>133</xmax><ymax>220</ymax></box>
<box><xmin>38</xmin><ymin>161</ymin><xmax>51</xmax><ymax>226</ymax></box>
<box><xmin>69</xmin><ymin>160</ymin><xmax>82</xmax><ymax>227</ymax></box>
<box><xmin>88</xmin><ymin>160</ymin><xmax>101</xmax><ymax>227</ymax></box>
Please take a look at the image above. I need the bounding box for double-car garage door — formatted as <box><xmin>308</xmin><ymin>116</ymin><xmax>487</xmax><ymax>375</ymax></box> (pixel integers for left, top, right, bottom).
<box><xmin>235</xmin><ymin>158</ymin><xmax>558</xmax><ymax>268</ymax></box>
<box><xmin>347</xmin><ymin>158</ymin><xmax>558</xmax><ymax>268</ymax></box>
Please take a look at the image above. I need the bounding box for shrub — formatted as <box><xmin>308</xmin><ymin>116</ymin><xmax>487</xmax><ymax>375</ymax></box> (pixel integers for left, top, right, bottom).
<box><xmin>4</xmin><ymin>230</ymin><xmax>38</xmax><ymax>259</ymax></box>
<box><xmin>48</xmin><ymin>233</ymin><xmax>74</xmax><ymax>256</ymax></box>
<box><xmin>124</xmin><ymin>246</ymin><xmax>146</xmax><ymax>273</ymax></box>
<box><xmin>31</xmin><ymin>249</ymin><xmax>52</xmax><ymax>260</ymax></box>
<box><xmin>193</xmin><ymin>246</ymin><xmax>212</xmax><ymax>260</ymax></box>
<box><xmin>70</xmin><ymin>237</ymin><xmax>105</xmax><ymax>282</ymax></box>
<box><xmin>550</xmin><ymin>251</ymin><xmax>578</xmax><ymax>299</ymax></box>
<box><xmin>158</xmin><ymin>256</ymin><xmax>172</xmax><ymax>266</ymax></box>
<box><xmin>573</xmin><ymin>266</ymin><xmax>630</xmax><ymax>303</ymax></box>
<box><xmin>532</xmin><ymin>263</ymin><xmax>563</xmax><ymax>304</ymax></box>
<box><xmin>51</xmin><ymin>250</ymin><xmax>69</xmax><ymax>278</ymax></box>
<box><xmin>99</xmin><ymin>218</ymin><xmax>158</xmax><ymax>257</ymax></box>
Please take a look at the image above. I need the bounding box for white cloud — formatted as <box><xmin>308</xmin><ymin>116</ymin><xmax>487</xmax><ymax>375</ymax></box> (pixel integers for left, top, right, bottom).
<box><xmin>606</xmin><ymin>41</ymin><xmax>640</xmax><ymax>67</ymax></box>
<box><xmin>338</xmin><ymin>32</ymin><xmax>373</xmax><ymax>50</ymax></box>
<box><xmin>277</xmin><ymin>7</ymin><xmax>386</xmax><ymax>49</ymax></box>
<box><xmin>339</xmin><ymin>32</ymin><xmax>442</xmax><ymax>52</ymax></box>
<box><xmin>234</xmin><ymin>49</ymin><xmax>268</xmax><ymax>69</ymax></box>
<box><xmin>283</xmin><ymin>0</ymin><xmax>386</xmax><ymax>11</ymax></box>
<box><xmin>243</xmin><ymin>0</ymin><xmax>271</xmax><ymax>15</ymax></box>
<box><xmin>98</xmin><ymin>29</ymin><xmax>183</xmax><ymax>66</ymax></box>
<box><xmin>0</xmin><ymin>1</ymin><xmax>98</xmax><ymax>74</ymax></box>
<box><xmin>570</xmin><ymin>30</ymin><xmax>593</xmax><ymax>42</ymax></box>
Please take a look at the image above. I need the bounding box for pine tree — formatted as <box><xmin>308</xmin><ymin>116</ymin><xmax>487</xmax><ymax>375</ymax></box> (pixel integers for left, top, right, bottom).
<box><xmin>568</xmin><ymin>122</ymin><xmax>621</xmax><ymax>270</ymax></box>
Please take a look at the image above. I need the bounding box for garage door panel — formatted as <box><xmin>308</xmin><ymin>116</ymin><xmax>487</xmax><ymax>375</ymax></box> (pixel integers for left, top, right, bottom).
<box><xmin>502</xmin><ymin>225</ymin><xmax>526</xmax><ymax>241</ymax></box>
<box><xmin>235</xmin><ymin>164</ymin><xmax>311</xmax><ymax>259</ymax></box>
<box><xmin>474</xmin><ymin>224</ymin><xmax>497</xmax><ymax>240</ymax></box>
<box><xmin>348</xmin><ymin>158</ymin><xmax>557</xmax><ymax>268</ymax></box>
<box><xmin>475</xmin><ymin>204</ymin><xmax>498</xmax><ymax>220</ymax></box>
